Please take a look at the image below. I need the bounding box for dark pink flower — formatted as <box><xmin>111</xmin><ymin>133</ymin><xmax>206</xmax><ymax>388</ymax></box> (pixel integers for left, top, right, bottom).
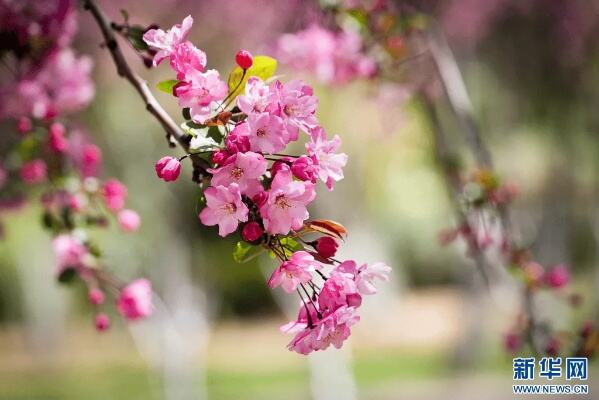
<box><xmin>291</xmin><ymin>155</ymin><xmax>318</xmax><ymax>182</ymax></box>
<box><xmin>235</xmin><ymin>50</ymin><xmax>254</xmax><ymax>70</ymax></box>
<box><xmin>318</xmin><ymin>271</ymin><xmax>361</xmax><ymax>312</ymax></box>
<box><xmin>52</xmin><ymin>233</ymin><xmax>87</xmax><ymax>277</ymax></box>
<box><xmin>88</xmin><ymin>288</ymin><xmax>105</xmax><ymax>305</ymax></box>
<box><xmin>48</xmin><ymin>122</ymin><xmax>68</xmax><ymax>153</ymax></box>
<box><xmin>545</xmin><ymin>265</ymin><xmax>570</xmax><ymax>289</ymax></box>
<box><xmin>117</xmin><ymin>279</ymin><xmax>153</xmax><ymax>321</ymax></box>
<box><xmin>95</xmin><ymin>313</ymin><xmax>110</xmax><ymax>332</ymax></box>
<box><xmin>102</xmin><ymin>179</ymin><xmax>127</xmax><ymax>212</ymax></box>
<box><xmin>315</xmin><ymin>237</ymin><xmax>338</xmax><ymax>258</ymax></box>
<box><xmin>155</xmin><ymin>156</ymin><xmax>181</xmax><ymax>182</ymax></box>
<box><xmin>20</xmin><ymin>159</ymin><xmax>47</xmax><ymax>184</ymax></box>
<box><xmin>242</xmin><ymin>222</ymin><xmax>263</xmax><ymax>242</ymax></box>
<box><xmin>210</xmin><ymin>151</ymin><xmax>266</xmax><ymax>196</ymax></box>
<box><xmin>81</xmin><ymin>144</ymin><xmax>102</xmax><ymax>177</ymax></box>
<box><xmin>503</xmin><ymin>332</ymin><xmax>521</xmax><ymax>353</ymax></box>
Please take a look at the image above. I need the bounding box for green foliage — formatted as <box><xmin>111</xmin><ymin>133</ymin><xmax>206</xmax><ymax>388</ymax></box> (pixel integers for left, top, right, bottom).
<box><xmin>125</xmin><ymin>25</ymin><xmax>149</xmax><ymax>51</ymax></box>
<box><xmin>227</xmin><ymin>55</ymin><xmax>277</xmax><ymax>100</ymax></box>
<box><xmin>156</xmin><ymin>79</ymin><xmax>180</xmax><ymax>95</ymax></box>
<box><xmin>233</xmin><ymin>241</ymin><xmax>265</xmax><ymax>263</ymax></box>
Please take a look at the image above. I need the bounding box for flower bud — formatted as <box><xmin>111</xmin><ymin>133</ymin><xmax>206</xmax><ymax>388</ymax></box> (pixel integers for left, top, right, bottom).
<box><xmin>315</xmin><ymin>237</ymin><xmax>338</xmax><ymax>258</ymax></box>
<box><xmin>49</xmin><ymin>122</ymin><xmax>68</xmax><ymax>153</ymax></box>
<box><xmin>235</xmin><ymin>50</ymin><xmax>254</xmax><ymax>70</ymax></box>
<box><xmin>82</xmin><ymin>144</ymin><xmax>102</xmax><ymax>177</ymax></box>
<box><xmin>212</xmin><ymin>150</ymin><xmax>230</xmax><ymax>165</ymax></box>
<box><xmin>291</xmin><ymin>155</ymin><xmax>318</xmax><ymax>182</ymax></box>
<box><xmin>17</xmin><ymin>117</ymin><xmax>32</xmax><ymax>134</ymax></box>
<box><xmin>118</xmin><ymin>209</ymin><xmax>141</xmax><ymax>232</ymax></box>
<box><xmin>252</xmin><ymin>190</ymin><xmax>267</xmax><ymax>208</ymax></box>
<box><xmin>95</xmin><ymin>313</ymin><xmax>110</xmax><ymax>332</ymax></box>
<box><xmin>271</xmin><ymin>160</ymin><xmax>291</xmax><ymax>178</ymax></box>
<box><xmin>20</xmin><ymin>159</ymin><xmax>47</xmax><ymax>184</ymax></box>
<box><xmin>225</xmin><ymin>132</ymin><xmax>250</xmax><ymax>154</ymax></box>
<box><xmin>503</xmin><ymin>332</ymin><xmax>521</xmax><ymax>353</ymax></box>
<box><xmin>242</xmin><ymin>221</ymin><xmax>263</xmax><ymax>242</ymax></box>
<box><xmin>88</xmin><ymin>288</ymin><xmax>105</xmax><ymax>305</ymax></box>
<box><xmin>544</xmin><ymin>264</ymin><xmax>570</xmax><ymax>289</ymax></box>
<box><xmin>117</xmin><ymin>279</ymin><xmax>153</xmax><ymax>321</ymax></box>
<box><xmin>155</xmin><ymin>156</ymin><xmax>181</xmax><ymax>182</ymax></box>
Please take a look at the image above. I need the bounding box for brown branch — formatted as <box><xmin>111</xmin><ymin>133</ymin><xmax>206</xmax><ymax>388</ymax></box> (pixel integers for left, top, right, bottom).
<box><xmin>426</xmin><ymin>24</ymin><xmax>543</xmax><ymax>355</ymax></box>
<box><xmin>83</xmin><ymin>0</ymin><xmax>188</xmax><ymax>150</ymax></box>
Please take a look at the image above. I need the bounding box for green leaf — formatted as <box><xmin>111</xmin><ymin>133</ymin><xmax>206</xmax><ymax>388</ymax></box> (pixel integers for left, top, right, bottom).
<box><xmin>126</xmin><ymin>25</ymin><xmax>149</xmax><ymax>51</ymax></box>
<box><xmin>233</xmin><ymin>241</ymin><xmax>265</xmax><ymax>263</ymax></box>
<box><xmin>227</xmin><ymin>55</ymin><xmax>277</xmax><ymax>101</ymax></box>
<box><xmin>57</xmin><ymin>267</ymin><xmax>77</xmax><ymax>284</ymax></box>
<box><xmin>279</xmin><ymin>237</ymin><xmax>303</xmax><ymax>257</ymax></box>
<box><xmin>156</xmin><ymin>79</ymin><xmax>180</xmax><ymax>94</ymax></box>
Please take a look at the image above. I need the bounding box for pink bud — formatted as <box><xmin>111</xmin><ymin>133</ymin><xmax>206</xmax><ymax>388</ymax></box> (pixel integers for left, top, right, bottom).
<box><xmin>118</xmin><ymin>209</ymin><xmax>141</xmax><ymax>232</ymax></box>
<box><xmin>225</xmin><ymin>131</ymin><xmax>250</xmax><ymax>154</ymax></box>
<box><xmin>271</xmin><ymin>160</ymin><xmax>291</xmax><ymax>178</ymax></box>
<box><xmin>88</xmin><ymin>288</ymin><xmax>105</xmax><ymax>305</ymax></box>
<box><xmin>95</xmin><ymin>313</ymin><xmax>110</xmax><ymax>332</ymax></box>
<box><xmin>17</xmin><ymin>117</ymin><xmax>32</xmax><ymax>134</ymax></box>
<box><xmin>252</xmin><ymin>190</ymin><xmax>267</xmax><ymax>208</ymax></box>
<box><xmin>235</xmin><ymin>50</ymin><xmax>254</xmax><ymax>70</ymax></box>
<box><xmin>291</xmin><ymin>155</ymin><xmax>318</xmax><ymax>182</ymax></box>
<box><xmin>242</xmin><ymin>222</ymin><xmax>263</xmax><ymax>242</ymax></box>
<box><xmin>212</xmin><ymin>150</ymin><xmax>230</xmax><ymax>165</ymax></box>
<box><xmin>315</xmin><ymin>237</ymin><xmax>338</xmax><ymax>258</ymax></box>
<box><xmin>545</xmin><ymin>264</ymin><xmax>570</xmax><ymax>289</ymax></box>
<box><xmin>581</xmin><ymin>321</ymin><xmax>593</xmax><ymax>338</ymax></box>
<box><xmin>503</xmin><ymin>332</ymin><xmax>521</xmax><ymax>353</ymax></box>
<box><xmin>102</xmin><ymin>179</ymin><xmax>128</xmax><ymax>212</ymax></box>
<box><xmin>48</xmin><ymin>122</ymin><xmax>68</xmax><ymax>153</ymax></box>
<box><xmin>545</xmin><ymin>338</ymin><xmax>560</xmax><ymax>357</ymax></box>
<box><xmin>155</xmin><ymin>156</ymin><xmax>181</xmax><ymax>182</ymax></box>
<box><xmin>82</xmin><ymin>144</ymin><xmax>102</xmax><ymax>177</ymax></box>
<box><xmin>20</xmin><ymin>159</ymin><xmax>47</xmax><ymax>184</ymax></box>
<box><xmin>117</xmin><ymin>278</ymin><xmax>153</xmax><ymax>321</ymax></box>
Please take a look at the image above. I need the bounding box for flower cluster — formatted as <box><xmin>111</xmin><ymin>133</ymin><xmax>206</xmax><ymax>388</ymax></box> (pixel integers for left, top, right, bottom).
<box><xmin>0</xmin><ymin>1</ymin><xmax>152</xmax><ymax>331</ymax></box>
<box><xmin>145</xmin><ymin>16</ymin><xmax>391</xmax><ymax>354</ymax></box>
<box><xmin>276</xmin><ymin>24</ymin><xmax>377</xmax><ymax>85</ymax></box>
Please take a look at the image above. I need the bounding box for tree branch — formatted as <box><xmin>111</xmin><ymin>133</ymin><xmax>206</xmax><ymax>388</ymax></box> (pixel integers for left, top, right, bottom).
<box><xmin>83</xmin><ymin>0</ymin><xmax>188</xmax><ymax>150</ymax></box>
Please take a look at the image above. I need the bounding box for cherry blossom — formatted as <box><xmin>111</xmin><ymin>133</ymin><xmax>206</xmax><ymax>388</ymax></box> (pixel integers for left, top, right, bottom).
<box><xmin>174</xmin><ymin>69</ymin><xmax>228</xmax><ymax>123</ymax></box>
<box><xmin>306</xmin><ymin>127</ymin><xmax>348</xmax><ymax>190</ymax></box>
<box><xmin>268</xmin><ymin>251</ymin><xmax>321</xmax><ymax>293</ymax></box>
<box><xmin>117</xmin><ymin>279</ymin><xmax>154</xmax><ymax>321</ymax></box>
<box><xmin>209</xmin><ymin>152</ymin><xmax>267</xmax><ymax>196</ymax></box>
<box><xmin>199</xmin><ymin>184</ymin><xmax>249</xmax><ymax>237</ymax></box>
<box><xmin>260</xmin><ymin>169</ymin><xmax>316</xmax><ymax>234</ymax></box>
<box><xmin>142</xmin><ymin>15</ymin><xmax>194</xmax><ymax>66</ymax></box>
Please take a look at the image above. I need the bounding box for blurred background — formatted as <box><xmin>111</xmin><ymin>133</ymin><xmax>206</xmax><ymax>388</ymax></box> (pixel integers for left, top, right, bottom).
<box><xmin>1</xmin><ymin>0</ymin><xmax>599</xmax><ymax>399</ymax></box>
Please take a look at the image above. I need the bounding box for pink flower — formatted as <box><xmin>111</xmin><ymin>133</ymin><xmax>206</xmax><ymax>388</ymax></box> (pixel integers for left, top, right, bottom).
<box><xmin>155</xmin><ymin>156</ymin><xmax>181</xmax><ymax>182</ymax></box>
<box><xmin>280</xmin><ymin>304</ymin><xmax>318</xmax><ymax>335</ymax></box>
<box><xmin>118</xmin><ymin>209</ymin><xmax>141</xmax><ymax>233</ymax></box>
<box><xmin>199</xmin><ymin>184</ymin><xmax>249</xmax><ymax>237</ymax></box>
<box><xmin>260</xmin><ymin>169</ymin><xmax>316</xmax><ymax>234</ymax></box>
<box><xmin>291</xmin><ymin>155</ymin><xmax>318</xmax><ymax>182</ymax></box>
<box><xmin>545</xmin><ymin>265</ymin><xmax>570</xmax><ymax>289</ymax></box>
<box><xmin>318</xmin><ymin>270</ymin><xmax>362</xmax><ymax>312</ymax></box>
<box><xmin>315</xmin><ymin>237</ymin><xmax>338</xmax><ymax>258</ymax></box>
<box><xmin>355</xmin><ymin>262</ymin><xmax>391</xmax><ymax>295</ymax></box>
<box><xmin>225</xmin><ymin>125</ymin><xmax>251</xmax><ymax>154</ymax></box>
<box><xmin>52</xmin><ymin>234</ymin><xmax>87</xmax><ymax>276</ymax></box>
<box><xmin>306</xmin><ymin>127</ymin><xmax>348</xmax><ymax>190</ymax></box>
<box><xmin>210</xmin><ymin>152</ymin><xmax>266</xmax><ymax>196</ymax></box>
<box><xmin>287</xmin><ymin>306</ymin><xmax>360</xmax><ymax>354</ymax></box>
<box><xmin>242</xmin><ymin>221</ymin><xmax>263</xmax><ymax>242</ymax></box>
<box><xmin>212</xmin><ymin>150</ymin><xmax>230</xmax><ymax>165</ymax></box>
<box><xmin>240</xmin><ymin>113</ymin><xmax>291</xmax><ymax>153</ymax></box>
<box><xmin>235</xmin><ymin>50</ymin><xmax>254</xmax><ymax>70</ymax></box>
<box><xmin>81</xmin><ymin>144</ymin><xmax>102</xmax><ymax>177</ymax></box>
<box><xmin>20</xmin><ymin>159</ymin><xmax>47</xmax><ymax>184</ymax></box>
<box><xmin>102</xmin><ymin>179</ymin><xmax>127</xmax><ymax>211</ymax></box>
<box><xmin>48</xmin><ymin>122</ymin><xmax>68</xmax><ymax>153</ymax></box>
<box><xmin>117</xmin><ymin>278</ymin><xmax>153</xmax><ymax>321</ymax></box>
<box><xmin>274</xmin><ymin>79</ymin><xmax>318</xmax><ymax>132</ymax></box>
<box><xmin>268</xmin><ymin>251</ymin><xmax>320</xmax><ymax>293</ymax></box>
<box><xmin>95</xmin><ymin>313</ymin><xmax>110</xmax><ymax>332</ymax></box>
<box><xmin>88</xmin><ymin>288</ymin><xmax>105</xmax><ymax>305</ymax></box>
<box><xmin>17</xmin><ymin>117</ymin><xmax>32</xmax><ymax>134</ymax></box>
<box><xmin>503</xmin><ymin>332</ymin><xmax>521</xmax><ymax>353</ymax></box>
<box><xmin>174</xmin><ymin>69</ymin><xmax>228</xmax><ymax>124</ymax></box>
<box><xmin>237</xmin><ymin>77</ymin><xmax>273</xmax><ymax>115</ymax></box>
<box><xmin>142</xmin><ymin>15</ymin><xmax>194</xmax><ymax>66</ymax></box>
<box><xmin>169</xmin><ymin>41</ymin><xmax>206</xmax><ymax>79</ymax></box>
